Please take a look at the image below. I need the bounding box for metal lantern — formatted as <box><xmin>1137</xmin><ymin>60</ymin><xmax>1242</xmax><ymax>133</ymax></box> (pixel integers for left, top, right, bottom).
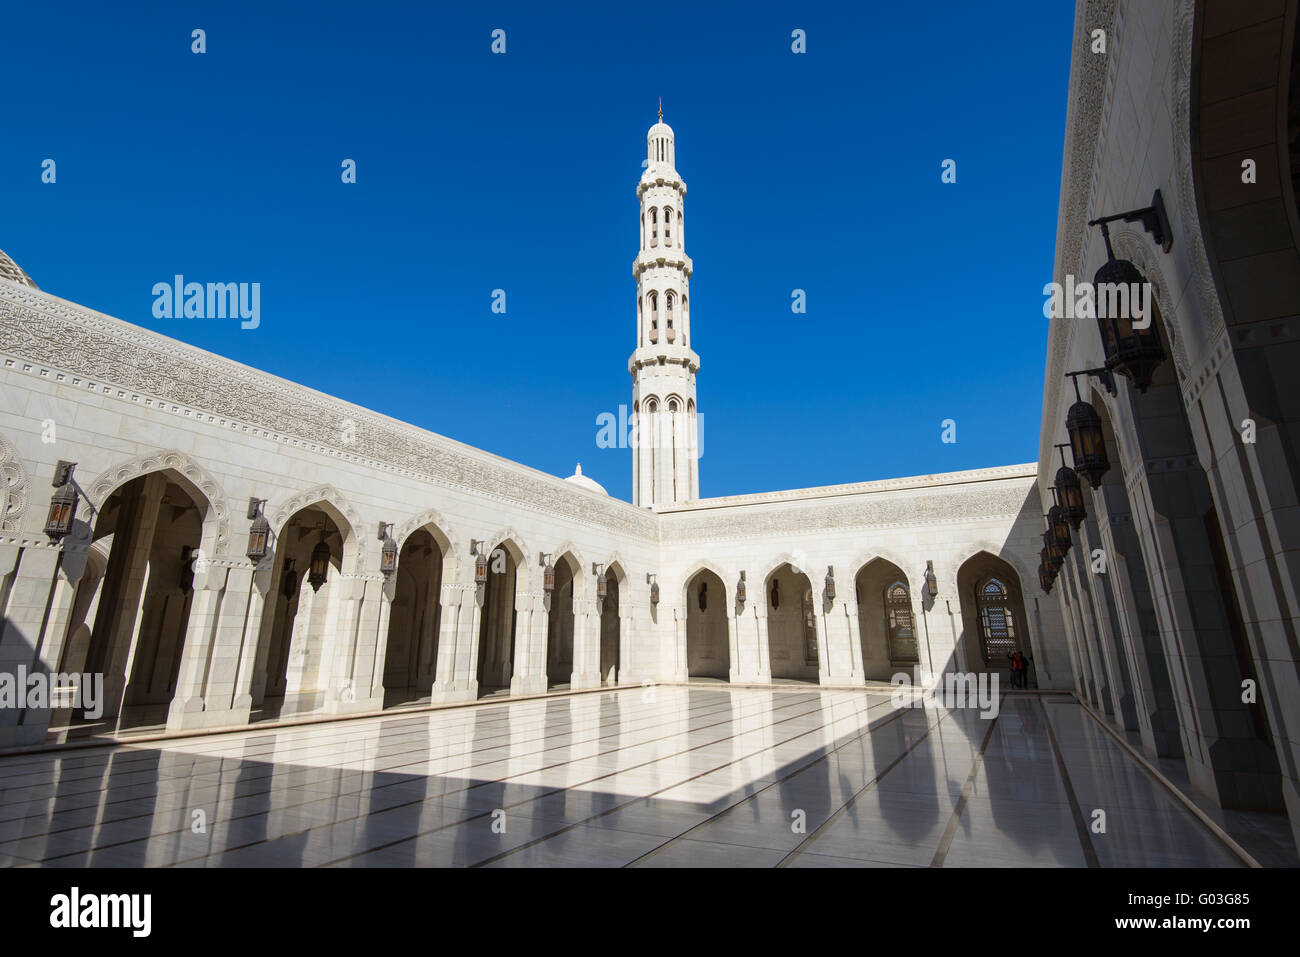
<box><xmin>246</xmin><ymin>497</ymin><xmax>270</xmax><ymax>563</ymax></box>
<box><xmin>1042</xmin><ymin>544</ymin><xmax>1062</xmax><ymax>576</ymax></box>
<box><xmin>647</xmin><ymin>572</ymin><xmax>659</xmax><ymax>606</ymax></box>
<box><xmin>1043</xmin><ymin>530</ymin><xmax>1065</xmax><ymax>565</ymax></box>
<box><xmin>736</xmin><ymin>571</ymin><xmax>746</xmax><ymax>604</ymax></box>
<box><xmin>308</xmin><ymin>529</ymin><xmax>331</xmax><ymax>592</ymax></box>
<box><xmin>1038</xmin><ymin>562</ymin><xmax>1054</xmax><ymax>594</ymax></box>
<box><xmin>924</xmin><ymin>561</ymin><xmax>938</xmax><ymax>598</ymax></box>
<box><xmin>824</xmin><ymin>566</ymin><xmax>836</xmax><ymax>602</ymax></box>
<box><xmin>1088</xmin><ymin>196</ymin><xmax>1171</xmax><ymax>392</ymax></box>
<box><xmin>594</xmin><ymin>564</ymin><xmax>607</xmax><ymax>601</ymax></box>
<box><xmin>541</xmin><ymin>553</ymin><xmax>555</xmax><ymax>593</ymax></box>
<box><xmin>378</xmin><ymin>522</ymin><xmax>397</xmax><ymax>578</ymax></box>
<box><xmin>1053</xmin><ymin>445</ymin><xmax>1086</xmax><ymax>530</ymax></box>
<box><xmin>1094</xmin><ymin>254</ymin><xmax>1164</xmax><ymax>393</ymax></box>
<box><xmin>1065</xmin><ymin>376</ymin><xmax>1110</xmax><ymax>489</ymax></box>
<box><xmin>281</xmin><ymin>558</ymin><xmax>299</xmax><ymax>599</ymax></box>
<box><xmin>1047</xmin><ymin>504</ymin><xmax>1071</xmax><ymax>550</ymax></box>
<box><xmin>44</xmin><ymin>461</ymin><xmax>79</xmax><ymax>542</ymax></box>
<box><xmin>473</xmin><ymin>541</ymin><xmax>488</xmax><ymax>586</ymax></box>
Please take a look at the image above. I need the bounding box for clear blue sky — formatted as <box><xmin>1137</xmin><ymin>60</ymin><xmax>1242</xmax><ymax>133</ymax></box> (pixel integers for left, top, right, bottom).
<box><xmin>2</xmin><ymin>0</ymin><xmax>1074</xmax><ymax>501</ymax></box>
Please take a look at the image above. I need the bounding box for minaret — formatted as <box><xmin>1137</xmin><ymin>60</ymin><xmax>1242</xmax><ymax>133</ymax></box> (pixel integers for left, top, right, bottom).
<box><xmin>631</xmin><ymin>105</ymin><xmax>700</xmax><ymax>508</ymax></box>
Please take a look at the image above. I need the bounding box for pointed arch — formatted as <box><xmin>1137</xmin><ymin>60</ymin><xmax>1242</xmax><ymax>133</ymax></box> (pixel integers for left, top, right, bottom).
<box><xmin>270</xmin><ymin>484</ymin><xmax>364</xmax><ymax>574</ymax></box>
<box><xmin>85</xmin><ymin>448</ymin><xmax>230</xmax><ymax>557</ymax></box>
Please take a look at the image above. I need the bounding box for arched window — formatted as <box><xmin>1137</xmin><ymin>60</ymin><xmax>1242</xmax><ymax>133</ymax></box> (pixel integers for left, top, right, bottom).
<box><xmin>648</xmin><ymin>291</ymin><xmax>658</xmax><ymax>342</ymax></box>
<box><xmin>668</xmin><ymin>397</ymin><xmax>679</xmax><ymax>413</ymax></box>
<box><xmin>885</xmin><ymin>582</ymin><xmax>918</xmax><ymax>662</ymax></box>
<box><xmin>664</xmin><ymin>207</ymin><xmax>673</xmax><ymax>245</ymax></box>
<box><xmin>650</xmin><ymin>208</ymin><xmax>658</xmax><ymax>246</ymax></box>
<box><xmin>677</xmin><ymin>210</ymin><xmax>683</xmax><ymax>247</ymax></box>
<box><xmin>640</xmin><ymin>213</ymin><xmax>645</xmax><ymax>250</ymax></box>
<box><xmin>665</xmin><ymin>291</ymin><xmax>675</xmax><ymax>340</ymax></box>
<box><xmin>976</xmin><ymin>577</ymin><xmax>1017</xmax><ymax>662</ymax></box>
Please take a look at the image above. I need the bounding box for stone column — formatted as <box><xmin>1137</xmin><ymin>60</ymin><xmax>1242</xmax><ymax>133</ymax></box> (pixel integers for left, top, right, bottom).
<box><xmin>672</xmin><ymin>606</ymin><xmax>687</xmax><ymax>682</ymax></box>
<box><xmin>0</xmin><ymin>543</ymin><xmax>80</xmax><ymax>747</ymax></box>
<box><xmin>726</xmin><ymin>604</ymin><xmax>740</xmax><ymax>684</ymax></box>
<box><xmin>754</xmin><ymin>605</ymin><xmax>771</xmax><ymax>682</ymax></box>
<box><xmin>166</xmin><ymin>562</ymin><xmax>229</xmax><ymax>730</ymax></box>
<box><xmin>432</xmin><ymin>581</ymin><xmax>477</xmax><ymax>702</ymax></box>
<box><xmin>843</xmin><ymin>599</ymin><xmax>868</xmax><ymax>685</ymax></box>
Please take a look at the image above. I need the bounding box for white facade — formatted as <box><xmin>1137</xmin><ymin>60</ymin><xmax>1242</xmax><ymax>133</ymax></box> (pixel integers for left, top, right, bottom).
<box><xmin>1037</xmin><ymin>0</ymin><xmax>1300</xmax><ymax>851</ymax></box>
<box><xmin>0</xmin><ymin>116</ymin><xmax>1058</xmax><ymax>761</ymax></box>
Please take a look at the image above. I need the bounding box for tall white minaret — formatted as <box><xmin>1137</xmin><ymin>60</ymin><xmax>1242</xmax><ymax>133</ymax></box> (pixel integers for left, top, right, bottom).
<box><xmin>631</xmin><ymin>104</ymin><xmax>700</xmax><ymax>508</ymax></box>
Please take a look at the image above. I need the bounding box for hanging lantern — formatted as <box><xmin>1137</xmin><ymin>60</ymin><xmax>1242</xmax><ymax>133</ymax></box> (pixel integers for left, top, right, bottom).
<box><xmin>308</xmin><ymin>529</ymin><xmax>331</xmax><ymax>592</ymax></box>
<box><xmin>1094</xmin><ymin>254</ymin><xmax>1164</xmax><ymax>393</ymax></box>
<box><xmin>473</xmin><ymin>541</ymin><xmax>488</xmax><ymax>586</ymax></box>
<box><xmin>648</xmin><ymin>574</ymin><xmax>659</xmax><ymax>606</ymax></box>
<box><xmin>1047</xmin><ymin>505</ymin><xmax>1071</xmax><ymax>549</ymax></box>
<box><xmin>1038</xmin><ymin>562</ymin><xmax>1054</xmax><ymax>594</ymax></box>
<box><xmin>281</xmin><ymin>558</ymin><xmax>299</xmax><ymax>599</ymax></box>
<box><xmin>1053</xmin><ymin>446</ymin><xmax>1086</xmax><ymax>529</ymax></box>
<box><xmin>44</xmin><ymin>461</ymin><xmax>79</xmax><ymax>542</ymax></box>
<box><xmin>1065</xmin><ymin>376</ymin><xmax>1110</xmax><ymax>489</ymax></box>
<box><xmin>246</xmin><ymin>497</ymin><xmax>270</xmax><ymax>563</ymax></box>
<box><xmin>1041</xmin><ymin>544</ymin><xmax>1062</xmax><ymax>576</ymax></box>
<box><xmin>595</xmin><ymin>564</ymin><xmax>608</xmax><ymax>601</ymax></box>
<box><xmin>824</xmin><ymin>566</ymin><xmax>836</xmax><ymax>602</ymax></box>
<box><xmin>924</xmin><ymin>561</ymin><xmax>938</xmax><ymax>598</ymax></box>
<box><xmin>378</xmin><ymin>522</ymin><xmax>397</xmax><ymax>577</ymax></box>
<box><xmin>1043</xmin><ymin>530</ymin><xmax>1065</xmax><ymax>565</ymax></box>
<box><xmin>542</xmin><ymin>554</ymin><xmax>555</xmax><ymax>593</ymax></box>
<box><xmin>736</xmin><ymin>571</ymin><xmax>746</xmax><ymax>604</ymax></box>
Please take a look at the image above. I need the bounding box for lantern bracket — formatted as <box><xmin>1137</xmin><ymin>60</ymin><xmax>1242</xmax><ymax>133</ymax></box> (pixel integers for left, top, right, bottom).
<box><xmin>1088</xmin><ymin>190</ymin><xmax>1172</xmax><ymax>254</ymax></box>
<box><xmin>247</xmin><ymin>497</ymin><xmax>267</xmax><ymax>520</ymax></box>
<box><xmin>1065</xmin><ymin>367</ymin><xmax>1116</xmax><ymax>399</ymax></box>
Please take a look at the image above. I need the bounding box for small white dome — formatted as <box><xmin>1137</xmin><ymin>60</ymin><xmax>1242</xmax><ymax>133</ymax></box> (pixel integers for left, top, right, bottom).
<box><xmin>563</xmin><ymin>462</ymin><xmax>607</xmax><ymax>496</ymax></box>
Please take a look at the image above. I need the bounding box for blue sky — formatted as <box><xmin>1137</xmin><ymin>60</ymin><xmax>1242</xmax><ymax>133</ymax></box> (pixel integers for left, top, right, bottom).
<box><xmin>2</xmin><ymin>1</ymin><xmax>1074</xmax><ymax>501</ymax></box>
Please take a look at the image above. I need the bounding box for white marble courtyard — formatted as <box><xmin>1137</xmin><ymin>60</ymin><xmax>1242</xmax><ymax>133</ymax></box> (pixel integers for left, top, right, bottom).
<box><xmin>0</xmin><ymin>686</ymin><xmax>1271</xmax><ymax>868</ymax></box>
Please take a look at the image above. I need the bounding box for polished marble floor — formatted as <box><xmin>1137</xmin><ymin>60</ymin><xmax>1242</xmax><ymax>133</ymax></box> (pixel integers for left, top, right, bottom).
<box><xmin>0</xmin><ymin>686</ymin><xmax>1266</xmax><ymax>867</ymax></box>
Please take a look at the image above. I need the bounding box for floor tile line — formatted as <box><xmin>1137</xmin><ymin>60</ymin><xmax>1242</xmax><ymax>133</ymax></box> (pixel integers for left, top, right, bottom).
<box><xmin>1035</xmin><ymin>697</ymin><xmax>1099</xmax><ymax>869</ymax></box>
<box><xmin>928</xmin><ymin>697</ymin><xmax>1003</xmax><ymax>868</ymax></box>
<box><xmin>22</xmin><ymin>692</ymin><xmax>828</xmax><ymax>864</ymax></box>
<box><xmin>469</xmin><ymin>692</ymin><xmax>897</xmax><ymax>869</ymax></box>
<box><xmin>773</xmin><ymin>704</ymin><xmax>958</xmax><ymax>869</ymax></box>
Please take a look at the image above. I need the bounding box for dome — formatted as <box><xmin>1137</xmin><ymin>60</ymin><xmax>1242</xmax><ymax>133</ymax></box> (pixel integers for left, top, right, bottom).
<box><xmin>0</xmin><ymin>249</ymin><xmax>36</xmax><ymax>289</ymax></box>
<box><xmin>563</xmin><ymin>462</ymin><xmax>607</xmax><ymax>496</ymax></box>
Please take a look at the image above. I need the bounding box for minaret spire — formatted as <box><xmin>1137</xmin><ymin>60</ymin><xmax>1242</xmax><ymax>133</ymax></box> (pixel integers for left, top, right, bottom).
<box><xmin>631</xmin><ymin>113</ymin><xmax>699</xmax><ymax>508</ymax></box>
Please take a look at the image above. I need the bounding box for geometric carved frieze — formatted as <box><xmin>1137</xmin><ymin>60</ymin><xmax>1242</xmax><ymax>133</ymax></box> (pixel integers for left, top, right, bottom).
<box><xmin>0</xmin><ymin>285</ymin><xmax>658</xmax><ymax>542</ymax></box>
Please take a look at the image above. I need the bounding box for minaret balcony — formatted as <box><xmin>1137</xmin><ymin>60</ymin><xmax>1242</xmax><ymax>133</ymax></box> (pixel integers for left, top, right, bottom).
<box><xmin>632</xmin><ymin>251</ymin><xmax>693</xmax><ymax>278</ymax></box>
<box><xmin>629</xmin><ymin>344</ymin><xmax>700</xmax><ymax>375</ymax></box>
